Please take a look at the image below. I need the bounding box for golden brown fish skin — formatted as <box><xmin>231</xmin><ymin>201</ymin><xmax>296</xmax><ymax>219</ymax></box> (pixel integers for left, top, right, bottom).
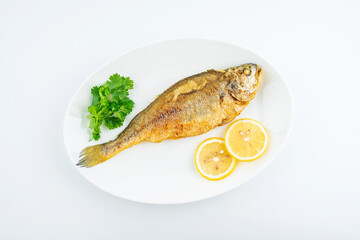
<box><xmin>78</xmin><ymin>64</ymin><xmax>263</xmax><ymax>167</ymax></box>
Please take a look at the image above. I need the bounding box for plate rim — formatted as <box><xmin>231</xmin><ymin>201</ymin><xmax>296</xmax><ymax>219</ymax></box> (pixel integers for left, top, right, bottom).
<box><xmin>63</xmin><ymin>37</ymin><xmax>295</xmax><ymax>205</ymax></box>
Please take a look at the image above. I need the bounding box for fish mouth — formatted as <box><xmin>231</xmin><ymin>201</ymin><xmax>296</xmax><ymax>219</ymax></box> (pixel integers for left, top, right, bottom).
<box><xmin>256</xmin><ymin>67</ymin><xmax>263</xmax><ymax>82</ymax></box>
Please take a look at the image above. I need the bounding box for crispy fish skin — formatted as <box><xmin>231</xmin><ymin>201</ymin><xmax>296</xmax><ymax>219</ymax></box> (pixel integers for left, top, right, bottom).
<box><xmin>78</xmin><ymin>64</ymin><xmax>263</xmax><ymax>167</ymax></box>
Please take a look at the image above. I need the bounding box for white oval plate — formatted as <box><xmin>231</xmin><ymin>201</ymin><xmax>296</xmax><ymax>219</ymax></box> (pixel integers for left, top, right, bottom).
<box><xmin>63</xmin><ymin>39</ymin><xmax>293</xmax><ymax>204</ymax></box>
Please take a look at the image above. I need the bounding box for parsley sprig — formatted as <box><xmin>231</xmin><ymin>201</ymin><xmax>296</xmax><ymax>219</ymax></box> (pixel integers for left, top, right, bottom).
<box><xmin>88</xmin><ymin>73</ymin><xmax>134</xmax><ymax>141</ymax></box>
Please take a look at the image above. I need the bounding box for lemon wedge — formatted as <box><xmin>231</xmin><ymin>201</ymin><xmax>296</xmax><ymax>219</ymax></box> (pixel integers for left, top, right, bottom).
<box><xmin>224</xmin><ymin>118</ymin><xmax>268</xmax><ymax>161</ymax></box>
<box><xmin>195</xmin><ymin>138</ymin><xmax>236</xmax><ymax>181</ymax></box>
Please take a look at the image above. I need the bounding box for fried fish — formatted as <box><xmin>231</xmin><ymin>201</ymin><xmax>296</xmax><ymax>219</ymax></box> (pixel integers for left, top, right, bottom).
<box><xmin>78</xmin><ymin>63</ymin><xmax>263</xmax><ymax>167</ymax></box>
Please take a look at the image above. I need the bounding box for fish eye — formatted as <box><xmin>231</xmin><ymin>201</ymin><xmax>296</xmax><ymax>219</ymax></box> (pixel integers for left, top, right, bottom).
<box><xmin>243</xmin><ymin>68</ymin><xmax>251</xmax><ymax>76</ymax></box>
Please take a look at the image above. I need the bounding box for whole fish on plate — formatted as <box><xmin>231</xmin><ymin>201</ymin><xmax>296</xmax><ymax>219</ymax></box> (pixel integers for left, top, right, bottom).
<box><xmin>78</xmin><ymin>63</ymin><xmax>263</xmax><ymax>167</ymax></box>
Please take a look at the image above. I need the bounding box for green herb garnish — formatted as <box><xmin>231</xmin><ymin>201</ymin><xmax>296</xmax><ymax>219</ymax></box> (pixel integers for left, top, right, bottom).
<box><xmin>88</xmin><ymin>73</ymin><xmax>134</xmax><ymax>141</ymax></box>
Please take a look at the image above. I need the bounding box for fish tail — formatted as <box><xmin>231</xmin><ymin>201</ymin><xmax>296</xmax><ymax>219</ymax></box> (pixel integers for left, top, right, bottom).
<box><xmin>77</xmin><ymin>144</ymin><xmax>110</xmax><ymax>168</ymax></box>
<box><xmin>77</xmin><ymin>128</ymin><xmax>144</xmax><ymax>168</ymax></box>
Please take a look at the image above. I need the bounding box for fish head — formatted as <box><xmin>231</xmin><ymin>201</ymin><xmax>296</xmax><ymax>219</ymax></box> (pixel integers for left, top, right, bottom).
<box><xmin>226</xmin><ymin>63</ymin><xmax>263</xmax><ymax>101</ymax></box>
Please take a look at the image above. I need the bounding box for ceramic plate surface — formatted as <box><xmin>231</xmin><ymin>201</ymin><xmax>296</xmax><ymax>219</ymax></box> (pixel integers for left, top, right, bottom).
<box><xmin>63</xmin><ymin>39</ymin><xmax>293</xmax><ymax>204</ymax></box>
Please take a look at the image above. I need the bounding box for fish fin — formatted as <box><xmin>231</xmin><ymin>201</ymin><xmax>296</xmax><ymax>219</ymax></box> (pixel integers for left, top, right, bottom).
<box><xmin>172</xmin><ymin>80</ymin><xmax>207</xmax><ymax>101</ymax></box>
<box><xmin>77</xmin><ymin>144</ymin><xmax>109</xmax><ymax>168</ymax></box>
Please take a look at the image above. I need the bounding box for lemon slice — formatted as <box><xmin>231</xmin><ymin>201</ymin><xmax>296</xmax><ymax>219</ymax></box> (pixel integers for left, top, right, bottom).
<box><xmin>195</xmin><ymin>138</ymin><xmax>236</xmax><ymax>181</ymax></box>
<box><xmin>224</xmin><ymin>118</ymin><xmax>268</xmax><ymax>161</ymax></box>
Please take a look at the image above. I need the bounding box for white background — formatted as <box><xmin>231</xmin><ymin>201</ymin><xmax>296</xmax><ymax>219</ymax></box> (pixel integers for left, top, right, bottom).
<box><xmin>1</xmin><ymin>0</ymin><xmax>359</xmax><ymax>239</ymax></box>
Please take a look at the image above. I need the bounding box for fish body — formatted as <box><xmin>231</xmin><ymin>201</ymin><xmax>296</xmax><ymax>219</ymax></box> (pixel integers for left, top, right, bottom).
<box><xmin>78</xmin><ymin>63</ymin><xmax>263</xmax><ymax>167</ymax></box>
